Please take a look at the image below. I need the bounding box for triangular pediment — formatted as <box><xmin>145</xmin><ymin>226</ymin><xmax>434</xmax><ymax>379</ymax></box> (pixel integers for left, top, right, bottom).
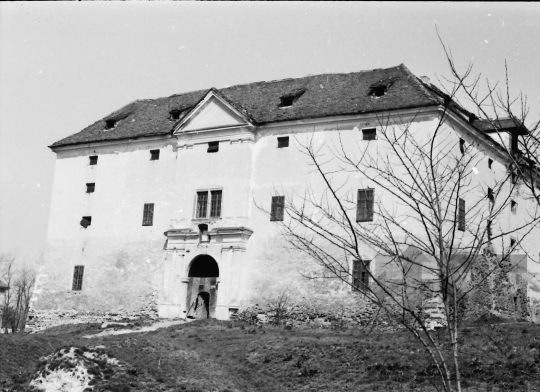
<box><xmin>174</xmin><ymin>89</ymin><xmax>252</xmax><ymax>133</ymax></box>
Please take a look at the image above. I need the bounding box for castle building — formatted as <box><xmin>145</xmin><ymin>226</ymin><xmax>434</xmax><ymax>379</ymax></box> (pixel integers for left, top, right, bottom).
<box><xmin>33</xmin><ymin>64</ymin><xmax>540</xmax><ymax>322</ymax></box>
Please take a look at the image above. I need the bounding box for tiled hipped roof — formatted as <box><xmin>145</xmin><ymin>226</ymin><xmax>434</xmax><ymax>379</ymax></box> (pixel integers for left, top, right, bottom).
<box><xmin>51</xmin><ymin>64</ymin><xmax>446</xmax><ymax>148</ymax></box>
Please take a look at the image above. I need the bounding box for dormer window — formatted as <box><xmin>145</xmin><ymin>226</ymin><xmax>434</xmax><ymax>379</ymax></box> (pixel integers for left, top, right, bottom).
<box><xmin>207</xmin><ymin>142</ymin><xmax>219</xmax><ymax>153</ymax></box>
<box><xmin>278</xmin><ymin>89</ymin><xmax>306</xmax><ymax>108</ymax></box>
<box><xmin>105</xmin><ymin>119</ymin><xmax>117</xmax><ymax>129</ymax></box>
<box><xmin>169</xmin><ymin>106</ymin><xmax>191</xmax><ymax>121</ymax></box>
<box><xmin>370</xmin><ymin>86</ymin><xmax>386</xmax><ymax>97</ymax></box>
<box><xmin>369</xmin><ymin>78</ymin><xmax>396</xmax><ymax>98</ymax></box>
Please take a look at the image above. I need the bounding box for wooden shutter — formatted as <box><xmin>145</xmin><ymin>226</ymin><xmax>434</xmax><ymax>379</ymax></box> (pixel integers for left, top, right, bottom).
<box><xmin>143</xmin><ymin>203</ymin><xmax>154</xmax><ymax>226</ymax></box>
<box><xmin>72</xmin><ymin>266</ymin><xmax>84</xmax><ymax>291</ymax></box>
<box><xmin>271</xmin><ymin>196</ymin><xmax>284</xmax><ymax>221</ymax></box>
<box><xmin>352</xmin><ymin>260</ymin><xmax>369</xmax><ymax>293</ymax></box>
<box><xmin>458</xmin><ymin>198</ymin><xmax>465</xmax><ymax>231</ymax></box>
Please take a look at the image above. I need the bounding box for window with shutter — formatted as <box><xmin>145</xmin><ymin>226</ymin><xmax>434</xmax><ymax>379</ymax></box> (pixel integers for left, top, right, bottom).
<box><xmin>270</xmin><ymin>196</ymin><xmax>285</xmax><ymax>221</ymax></box>
<box><xmin>458</xmin><ymin>198</ymin><xmax>465</xmax><ymax>231</ymax></box>
<box><xmin>356</xmin><ymin>189</ymin><xmax>374</xmax><ymax>222</ymax></box>
<box><xmin>142</xmin><ymin>203</ymin><xmax>154</xmax><ymax>226</ymax></box>
<box><xmin>72</xmin><ymin>265</ymin><xmax>85</xmax><ymax>291</ymax></box>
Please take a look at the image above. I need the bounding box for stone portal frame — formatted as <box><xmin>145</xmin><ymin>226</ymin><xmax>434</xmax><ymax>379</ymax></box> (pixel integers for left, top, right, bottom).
<box><xmin>159</xmin><ymin>226</ymin><xmax>253</xmax><ymax>320</ymax></box>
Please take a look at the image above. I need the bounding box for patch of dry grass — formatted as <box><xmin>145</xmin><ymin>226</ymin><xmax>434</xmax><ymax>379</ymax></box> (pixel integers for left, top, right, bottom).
<box><xmin>1</xmin><ymin>319</ymin><xmax>540</xmax><ymax>391</ymax></box>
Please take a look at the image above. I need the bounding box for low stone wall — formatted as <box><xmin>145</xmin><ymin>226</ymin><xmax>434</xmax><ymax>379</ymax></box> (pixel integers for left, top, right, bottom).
<box><xmin>233</xmin><ymin>293</ymin><xmax>413</xmax><ymax>332</ymax></box>
<box><xmin>26</xmin><ymin>292</ymin><xmax>159</xmax><ymax>332</ymax></box>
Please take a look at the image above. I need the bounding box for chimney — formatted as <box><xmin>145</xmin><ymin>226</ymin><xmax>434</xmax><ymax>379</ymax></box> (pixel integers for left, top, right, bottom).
<box><xmin>420</xmin><ymin>76</ymin><xmax>431</xmax><ymax>85</ymax></box>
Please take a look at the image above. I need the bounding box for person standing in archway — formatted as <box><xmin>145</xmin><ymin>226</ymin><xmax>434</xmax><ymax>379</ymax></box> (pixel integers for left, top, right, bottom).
<box><xmin>194</xmin><ymin>291</ymin><xmax>210</xmax><ymax>319</ymax></box>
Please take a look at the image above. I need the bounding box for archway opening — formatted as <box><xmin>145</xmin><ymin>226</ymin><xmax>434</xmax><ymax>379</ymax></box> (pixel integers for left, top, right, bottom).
<box><xmin>186</xmin><ymin>255</ymin><xmax>219</xmax><ymax>319</ymax></box>
<box><xmin>188</xmin><ymin>254</ymin><xmax>219</xmax><ymax>277</ymax></box>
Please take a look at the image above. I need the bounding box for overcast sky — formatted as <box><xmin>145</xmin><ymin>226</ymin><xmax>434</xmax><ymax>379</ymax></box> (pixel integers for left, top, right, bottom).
<box><xmin>1</xmin><ymin>2</ymin><xmax>539</xmax><ymax>264</ymax></box>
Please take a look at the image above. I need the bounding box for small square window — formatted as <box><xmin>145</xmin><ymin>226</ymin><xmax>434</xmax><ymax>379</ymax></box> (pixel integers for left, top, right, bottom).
<box><xmin>150</xmin><ymin>150</ymin><xmax>160</xmax><ymax>161</ymax></box>
<box><xmin>80</xmin><ymin>216</ymin><xmax>92</xmax><ymax>228</ymax></box>
<box><xmin>86</xmin><ymin>183</ymin><xmax>95</xmax><ymax>193</ymax></box>
<box><xmin>277</xmin><ymin>136</ymin><xmax>289</xmax><ymax>148</ymax></box>
<box><xmin>89</xmin><ymin>156</ymin><xmax>98</xmax><ymax>165</ymax></box>
<box><xmin>207</xmin><ymin>142</ymin><xmax>219</xmax><ymax>153</ymax></box>
<box><xmin>510</xmin><ymin>238</ymin><xmax>517</xmax><ymax>249</ymax></box>
<box><xmin>487</xmin><ymin>220</ymin><xmax>492</xmax><ymax>240</ymax></box>
<box><xmin>362</xmin><ymin>128</ymin><xmax>377</xmax><ymax>141</ymax></box>
<box><xmin>488</xmin><ymin>188</ymin><xmax>494</xmax><ymax>203</ymax></box>
<box><xmin>488</xmin><ymin>158</ymin><xmax>493</xmax><ymax>169</ymax></box>
<box><xmin>511</xmin><ymin>200</ymin><xmax>517</xmax><ymax>214</ymax></box>
<box><xmin>460</xmin><ymin>138</ymin><xmax>465</xmax><ymax>154</ymax></box>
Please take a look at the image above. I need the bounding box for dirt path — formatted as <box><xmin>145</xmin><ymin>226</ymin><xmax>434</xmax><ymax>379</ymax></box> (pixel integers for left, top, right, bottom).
<box><xmin>83</xmin><ymin>318</ymin><xmax>194</xmax><ymax>338</ymax></box>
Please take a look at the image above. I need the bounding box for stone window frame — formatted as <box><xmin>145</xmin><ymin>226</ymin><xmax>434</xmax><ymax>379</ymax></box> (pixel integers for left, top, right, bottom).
<box><xmin>194</xmin><ymin>188</ymin><xmax>223</xmax><ymax>220</ymax></box>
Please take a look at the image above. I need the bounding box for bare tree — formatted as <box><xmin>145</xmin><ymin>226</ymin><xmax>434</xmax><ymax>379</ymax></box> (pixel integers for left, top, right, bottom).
<box><xmin>263</xmin><ymin>69</ymin><xmax>540</xmax><ymax>391</ymax></box>
<box><xmin>436</xmin><ymin>34</ymin><xmax>540</xmax><ymax>213</ymax></box>
<box><xmin>0</xmin><ymin>252</ymin><xmax>16</xmax><ymax>334</ymax></box>
<box><xmin>0</xmin><ymin>253</ymin><xmax>36</xmax><ymax>333</ymax></box>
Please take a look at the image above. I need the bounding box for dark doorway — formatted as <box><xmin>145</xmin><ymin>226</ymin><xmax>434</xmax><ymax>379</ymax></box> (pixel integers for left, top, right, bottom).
<box><xmin>186</xmin><ymin>255</ymin><xmax>219</xmax><ymax>319</ymax></box>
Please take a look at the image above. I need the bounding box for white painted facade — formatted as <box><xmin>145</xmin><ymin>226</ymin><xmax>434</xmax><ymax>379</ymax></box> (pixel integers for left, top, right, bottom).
<box><xmin>34</xmin><ymin>90</ymin><xmax>540</xmax><ymax>320</ymax></box>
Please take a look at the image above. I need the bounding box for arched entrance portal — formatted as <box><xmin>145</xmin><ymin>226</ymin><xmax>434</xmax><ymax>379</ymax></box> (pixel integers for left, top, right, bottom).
<box><xmin>186</xmin><ymin>255</ymin><xmax>219</xmax><ymax>319</ymax></box>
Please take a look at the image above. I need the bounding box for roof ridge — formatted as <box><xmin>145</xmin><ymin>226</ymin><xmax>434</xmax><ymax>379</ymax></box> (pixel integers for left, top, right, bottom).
<box><xmin>51</xmin><ymin>64</ymin><xmax>442</xmax><ymax>148</ymax></box>
<box><xmin>161</xmin><ymin>65</ymin><xmax>405</xmax><ymax>103</ymax></box>
<box><xmin>398</xmin><ymin>64</ymin><xmax>441</xmax><ymax>104</ymax></box>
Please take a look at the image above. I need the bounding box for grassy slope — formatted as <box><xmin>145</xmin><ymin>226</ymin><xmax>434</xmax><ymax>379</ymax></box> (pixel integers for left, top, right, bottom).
<box><xmin>1</xmin><ymin>320</ymin><xmax>540</xmax><ymax>391</ymax></box>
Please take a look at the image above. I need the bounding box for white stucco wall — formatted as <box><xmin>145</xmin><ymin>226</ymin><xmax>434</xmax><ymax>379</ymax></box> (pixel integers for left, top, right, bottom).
<box><xmin>34</xmin><ymin>105</ymin><xmax>540</xmax><ymax>320</ymax></box>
